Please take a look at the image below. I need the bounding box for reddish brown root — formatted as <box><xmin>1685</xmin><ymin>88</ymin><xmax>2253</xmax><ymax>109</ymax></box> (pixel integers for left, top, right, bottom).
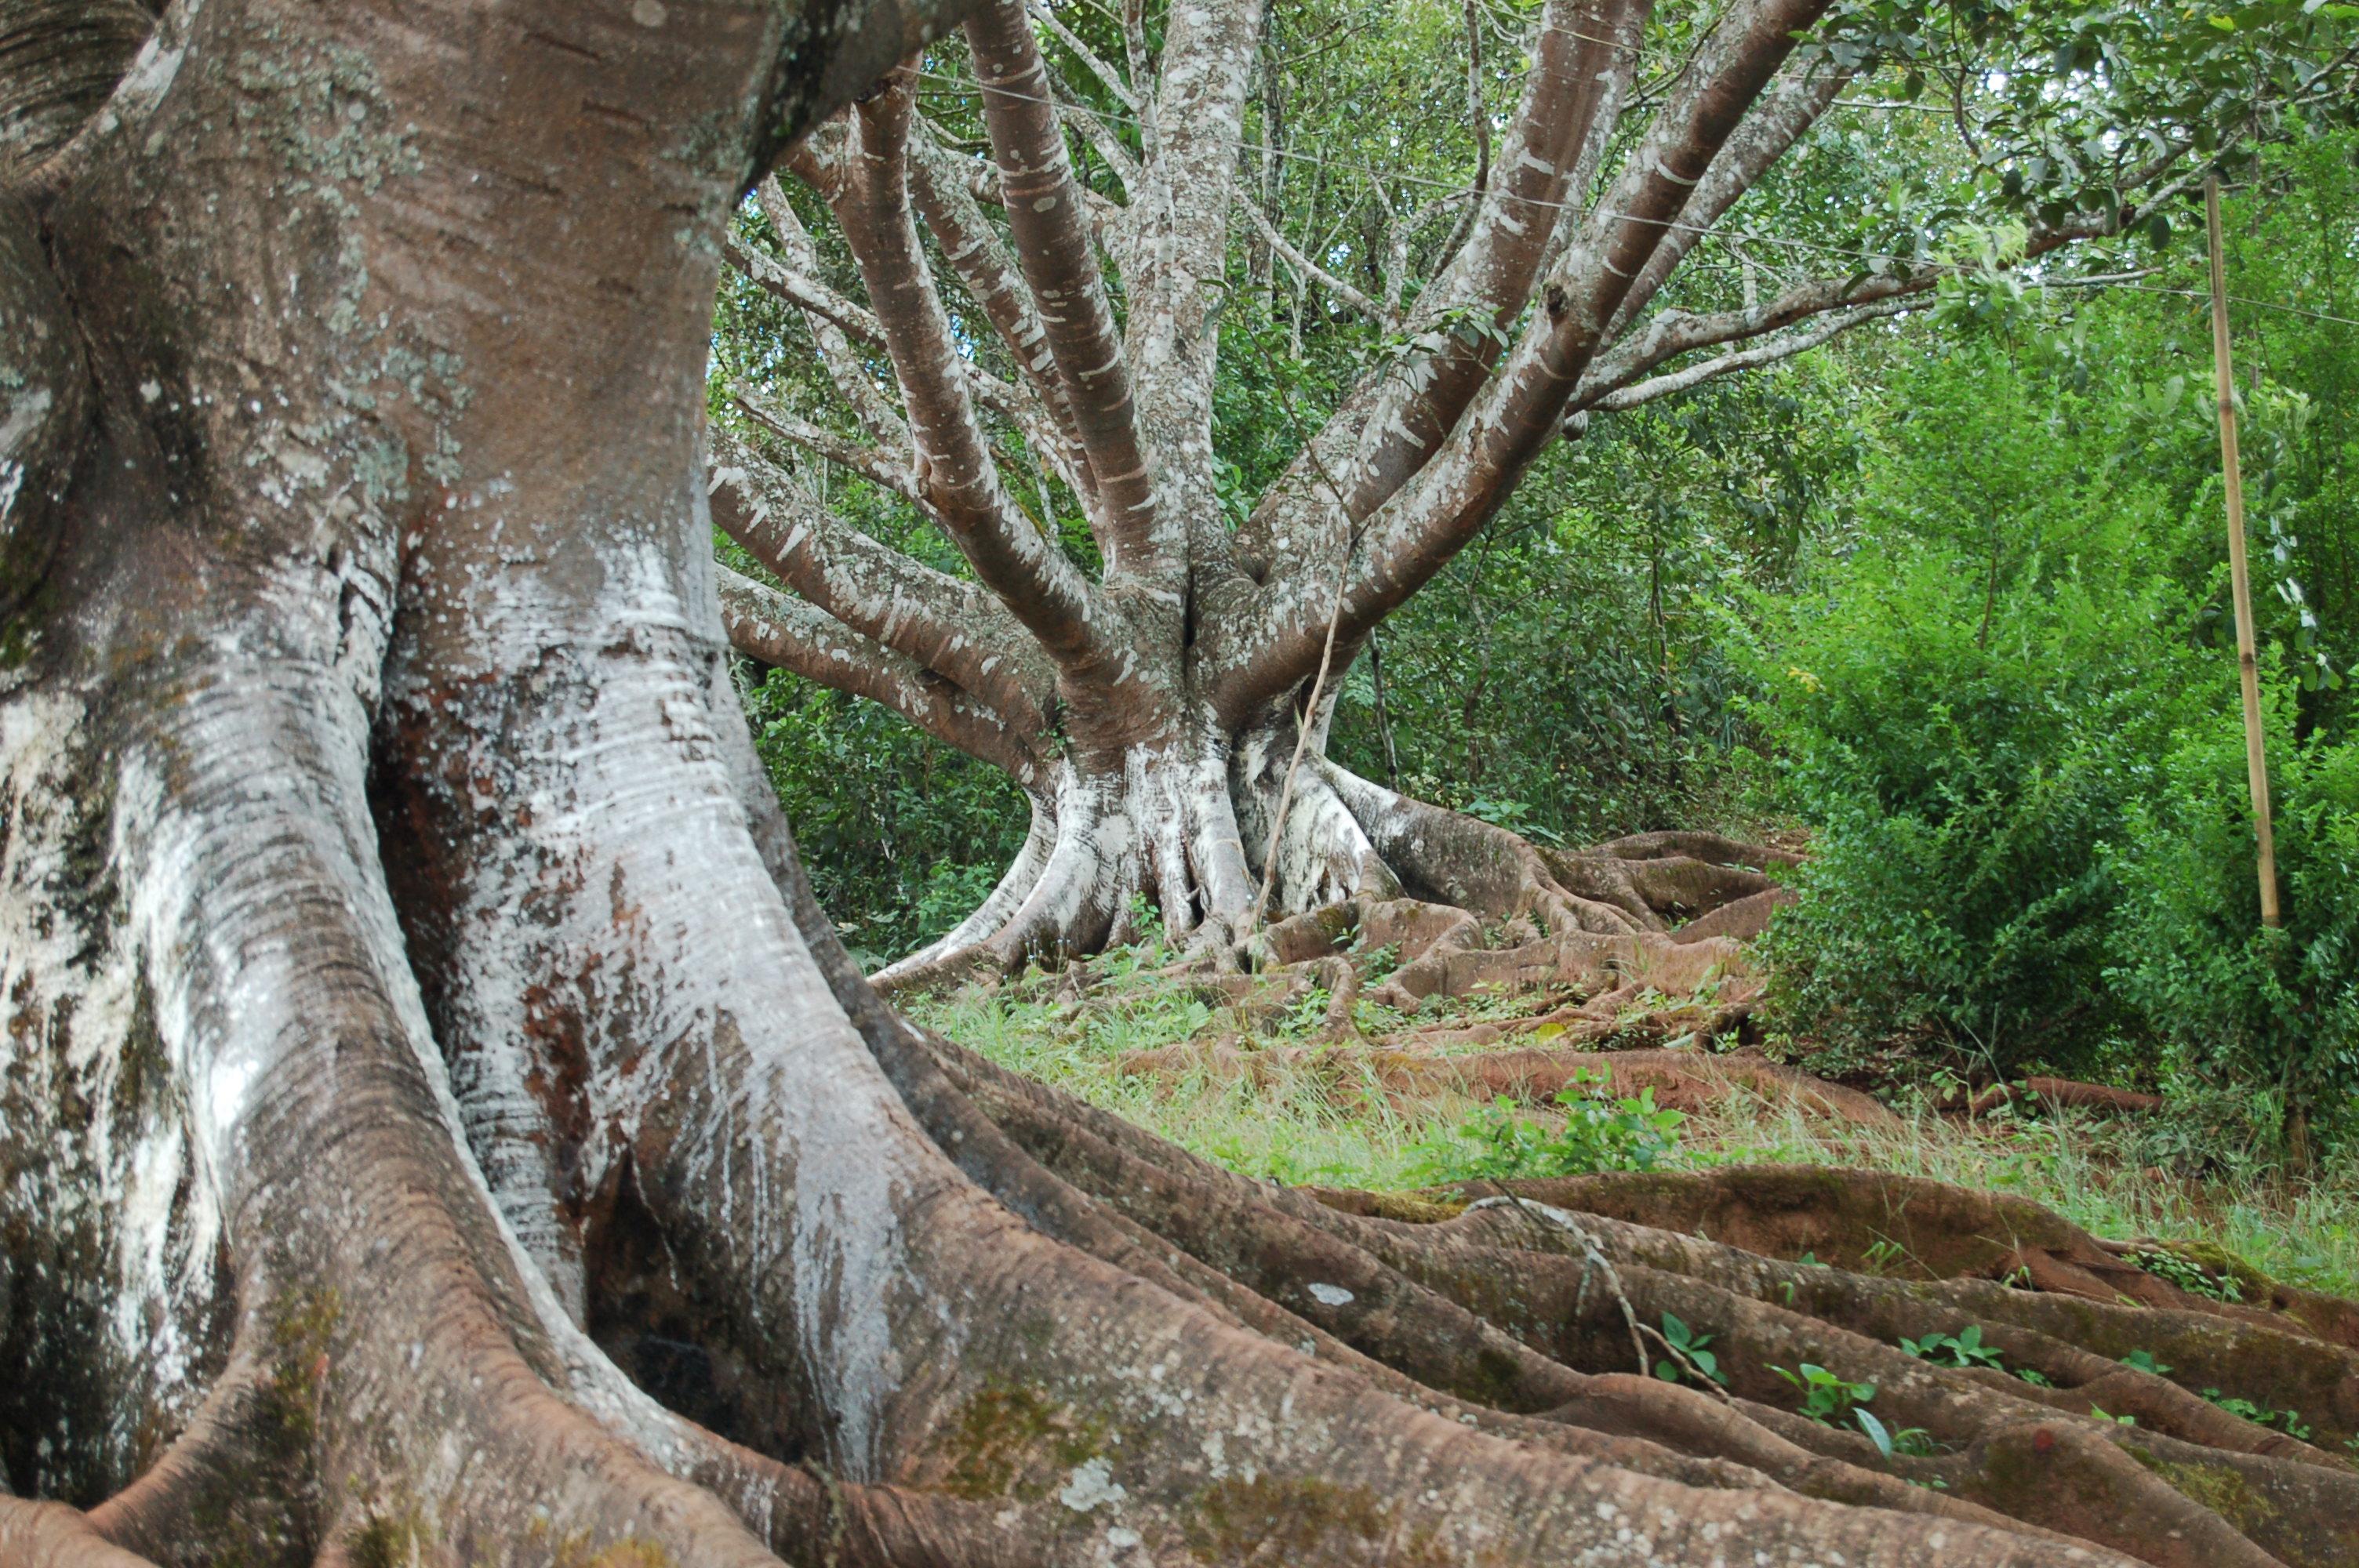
<box><xmin>1285</xmin><ymin>1185</ymin><xmax>2359</xmax><ymax>1566</ymax></box>
<box><xmin>1477</xmin><ymin>1166</ymin><xmax>2346</xmax><ymax>1337</ymax></box>
<box><xmin>901</xmin><ymin>1013</ymin><xmax>2359</xmax><ymax>1565</ymax></box>
<box><xmin>1668</xmin><ymin>885</ymin><xmax>1794</xmax><ymax>943</ymax></box>
<box><xmin>1968</xmin><ymin>1077</ymin><xmax>2168</xmax><ymax>1118</ymax></box>
<box><xmin>1115</xmin><ymin>1036</ymin><xmax>1896</xmax><ymax>1130</ymax></box>
<box><xmin>1590</xmin><ymin>830</ymin><xmax>1806</xmax><ymax>868</ymax></box>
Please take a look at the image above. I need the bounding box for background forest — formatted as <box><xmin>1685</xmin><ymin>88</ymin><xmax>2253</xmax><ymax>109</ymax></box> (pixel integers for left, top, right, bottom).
<box><xmin>716</xmin><ymin>0</ymin><xmax>2359</xmax><ymax>1163</ymax></box>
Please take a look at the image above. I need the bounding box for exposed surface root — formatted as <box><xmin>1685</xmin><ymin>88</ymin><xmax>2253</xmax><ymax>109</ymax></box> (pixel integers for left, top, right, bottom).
<box><xmin>923</xmin><ymin>1025</ymin><xmax>2359</xmax><ymax>1564</ymax></box>
<box><xmin>877</xmin><ymin>754</ymin><xmax>1796</xmax><ymax>1034</ymax></box>
<box><xmin>1968</xmin><ymin>1077</ymin><xmax>2168</xmax><ymax>1118</ymax></box>
<box><xmin>0</xmin><ymin>1502</ymin><xmax>159</xmax><ymax>1568</ymax></box>
<box><xmin>1115</xmin><ymin>1038</ymin><xmax>1897</xmax><ymax>1128</ymax></box>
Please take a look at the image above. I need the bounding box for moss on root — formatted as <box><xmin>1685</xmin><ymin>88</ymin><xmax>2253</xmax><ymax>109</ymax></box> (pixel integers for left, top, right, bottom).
<box><xmin>933</xmin><ymin>1377</ymin><xmax>1108</xmax><ymax>1501</ymax></box>
<box><xmin>2124</xmin><ymin>1446</ymin><xmax>2282</xmax><ymax>1538</ymax></box>
<box><xmin>1179</xmin><ymin>1476</ymin><xmax>1387</xmax><ymax>1562</ymax></box>
<box><xmin>345</xmin><ymin>1505</ymin><xmax>431</xmax><ymax>1568</ymax></box>
<box><xmin>529</xmin><ymin>1519</ymin><xmax>679</xmax><ymax>1568</ymax></box>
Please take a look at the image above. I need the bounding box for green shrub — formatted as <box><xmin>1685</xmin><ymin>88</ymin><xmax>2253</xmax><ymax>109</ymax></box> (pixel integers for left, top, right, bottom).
<box><xmin>1746</xmin><ymin>550</ymin><xmax>2208</xmax><ymax>1073</ymax></box>
<box><xmin>2107</xmin><ymin>709</ymin><xmax>2359</xmax><ymax>1152</ymax></box>
<box><xmin>740</xmin><ymin>667</ymin><xmax>1029</xmax><ymax>961</ymax></box>
<box><xmin>1403</xmin><ymin>1069</ymin><xmax>1686</xmax><ymax>1185</ymax></box>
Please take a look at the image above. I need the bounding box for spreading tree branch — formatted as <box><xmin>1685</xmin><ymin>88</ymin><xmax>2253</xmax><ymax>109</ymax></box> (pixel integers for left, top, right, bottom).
<box><xmin>1335</xmin><ymin>0</ymin><xmax>1648</xmax><ymax>524</ymax></box>
<box><xmin>1584</xmin><ymin>165</ymin><xmax>2199</xmax><ymax>406</ymax></box>
<box><xmin>742</xmin><ymin>171</ymin><xmax>1074</xmax><ymax>471</ymax></box>
<box><xmin>1581</xmin><ymin>293</ymin><xmax>1916</xmax><ymax>412</ymax></box>
<box><xmin>1598</xmin><ymin>58</ymin><xmax>1851</xmax><ymax>343</ymax></box>
<box><xmin>1031</xmin><ymin>0</ymin><xmax>1140</xmax><ymax>114</ymax></box>
<box><xmin>1114</xmin><ymin>0</ymin><xmax>1270</xmax><ymax>586</ymax></box>
<box><xmin>1217</xmin><ymin>0</ymin><xmax>1832</xmax><ymax>720</ymax></box>
<box><xmin>734</xmin><ymin>389</ymin><xmax>929</xmax><ymax>507</ymax></box>
<box><xmin>741</xmin><ymin>180</ymin><xmax>913</xmax><ymax>452</ymax></box>
<box><xmin>1238</xmin><ymin>198</ymin><xmax>1394</xmax><ymax>328</ymax></box>
<box><xmin>905</xmin><ymin>124</ymin><xmax>1098</xmax><ymax>503</ymax></box>
<box><xmin>711</xmin><ymin>433</ymin><xmax>1056</xmax><ymax>735</ymax></box>
<box><xmin>967</xmin><ymin>0</ymin><xmax>1169</xmax><ymax>578</ymax></box>
<box><xmin>718</xmin><ymin>565</ymin><xmax>1045</xmax><ymax>782</ymax></box>
<box><xmin>799</xmin><ymin>77</ymin><xmax>1115</xmax><ymax>673</ymax></box>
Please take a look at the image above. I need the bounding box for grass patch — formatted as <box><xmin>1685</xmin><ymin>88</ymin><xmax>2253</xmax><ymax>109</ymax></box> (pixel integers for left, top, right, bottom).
<box><xmin>910</xmin><ymin>946</ymin><xmax>2359</xmax><ymax>1298</ymax></box>
<box><xmin>912</xmin><ymin>962</ymin><xmax>1458</xmax><ymax>1189</ymax></box>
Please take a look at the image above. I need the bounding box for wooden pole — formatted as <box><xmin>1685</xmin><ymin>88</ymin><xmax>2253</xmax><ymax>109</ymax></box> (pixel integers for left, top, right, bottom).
<box><xmin>2205</xmin><ymin>172</ymin><xmax>2283</xmax><ymax>931</ymax></box>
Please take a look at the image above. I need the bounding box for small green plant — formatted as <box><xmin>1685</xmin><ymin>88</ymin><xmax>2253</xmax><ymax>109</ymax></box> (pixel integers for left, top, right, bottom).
<box><xmin>1404</xmin><ymin>1069</ymin><xmax>1685</xmax><ymax>1184</ymax></box>
<box><xmin>1651</xmin><ymin>1312</ymin><xmax>1728</xmax><ymax>1388</ymax></box>
<box><xmin>1889</xmin><ymin>1425</ymin><xmax>1939</xmax><ymax>1457</ymax></box>
<box><xmin>2014</xmin><ymin>1367</ymin><xmax>2053</xmax><ymax>1388</ymax></box>
<box><xmin>2202</xmin><ymin>1389</ymin><xmax>2312</xmax><ymax>1441</ymax></box>
<box><xmin>2088</xmin><ymin>1406</ymin><xmax>2138</xmax><ymax>1426</ymax></box>
<box><xmin>2129</xmin><ymin>1247</ymin><xmax>2244</xmax><ymax>1302</ymax></box>
<box><xmin>1774</xmin><ymin>1250</ymin><xmax>1826</xmax><ymax>1306</ymax></box>
<box><xmin>1278</xmin><ymin>985</ymin><xmax>1333</xmax><ymax>1038</ymax></box>
<box><xmin>2119</xmin><ymin>1348</ymin><xmax>2172</xmax><ymax>1376</ymax></box>
<box><xmin>1123</xmin><ymin>891</ymin><xmax>1166</xmax><ymax>955</ymax></box>
<box><xmin>1899</xmin><ymin>1325</ymin><xmax>2005</xmax><ymax>1371</ymax></box>
<box><xmin>1772</xmin><ymin>1363</ymin><xmax>1892</xmax><ymax>1453</ymax></box>
<box><xmin>1859</xmin><ymin>1238</ymin><xmax>1910</xmax><ymax>1276</ymax></box>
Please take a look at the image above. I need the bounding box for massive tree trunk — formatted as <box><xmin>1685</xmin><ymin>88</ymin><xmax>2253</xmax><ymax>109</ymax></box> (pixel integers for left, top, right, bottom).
<box><xmin>703</xmin><ymin>0</ymin><xmax>2234</xmax><ymax>988</ymax></box>
<box><xmin>6</xmin><ymin>4</ymin><xmax>2359</xmax><ymax>1566</ymax></box>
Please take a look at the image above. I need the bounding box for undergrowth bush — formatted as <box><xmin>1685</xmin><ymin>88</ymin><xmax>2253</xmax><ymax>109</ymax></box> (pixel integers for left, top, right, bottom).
<box><xmin>1745</xmin><ymin>550</ymin><xmax>2207</xmax><ymax>1076</ymax></box>
<box><xmin>2108</xmin><ymin>709</ymin><xmax>2359</xmax><ymax>1150</ymax></box>
<box><xmin>1403</xmin><ymin>1069</ymin><xmax>1687</xmax><ymax>1185</ymax></box>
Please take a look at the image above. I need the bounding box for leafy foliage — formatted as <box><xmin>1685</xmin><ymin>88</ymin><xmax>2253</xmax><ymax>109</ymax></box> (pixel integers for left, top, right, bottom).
<box><xmin>2203</xmin><ymin>1388</ymin><xmax>2314</xmax><ymax>1440</ymax></box>
<box><xmin>1739</xmin><ymin>146</ymin><xmax>2359</xmax><ymax>1140</ymax></box>
<box><xmin>1747</xmin><ymin>540</ymin><xmax>2210</xmax><ymax>1073</ymax></box>
<box><xmin>1899</xmin><ymin>1324</ymin><xmax>2007</xmax><ymax>1371</ymax></box>
<box><xmin>2108</xmin><ymin>708</ymin><xmax>2359</xmax><ymax>1145</ymax></box>
<box><xmin>1769</xmin><ymin>1362</ymin><xmax>1897</xmax><ymax>1455</ymax></box>
<box><xmin>1652</xmin><ymin>1312</ymin><xmax>1729</xmax><ymax>1389</ymax></box>
<box><xmin>1404</xmin><ymin>1069</ymin><xmax>1687</xmax><ymax>1185</ymax></box>
<box><xmin>740</xmin><ymin>667</ymin><xmax>1028</xmax><ymax>963</ymax></box>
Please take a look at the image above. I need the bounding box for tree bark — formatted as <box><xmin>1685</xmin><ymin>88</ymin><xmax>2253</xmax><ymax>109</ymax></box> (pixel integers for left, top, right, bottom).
<box><xmin>714</xmin><ymin>0</ymin><xmax>2234</xmax><ymax>986</ymax></box>
<box><xmin>4</xmin><ymin>5</ymin><xmax>2355</xmax><ymax>1566</ymax></box>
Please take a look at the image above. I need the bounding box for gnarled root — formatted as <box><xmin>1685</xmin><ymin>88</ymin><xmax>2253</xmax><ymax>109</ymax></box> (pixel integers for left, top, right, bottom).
<box><xmin>874</xmin><ymin>741</ymin><xmax>1794</xmax><ymax>1038</ymax></box>
<box><xmin>9</xmin><ymin>624</ymin><xmax>2221</xmax><ymax>1567</ymax></box>
<box><xmin>1967</xmin><ymin>1078</ymin><xmax>2168</xmax><ymax>1119</ymax></box>
<box><xmin>901</xmin><ymin>1027</ymin><xmax>2359</xmax><ymax>1566</ymax></box>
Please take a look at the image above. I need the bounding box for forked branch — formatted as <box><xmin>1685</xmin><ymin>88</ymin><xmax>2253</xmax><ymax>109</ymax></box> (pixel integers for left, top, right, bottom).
<box><xmin>807</xmin><ymin>77</ymin><xmax>1114</xmax><ymax>671</ymax></box>
<box><xmin>718</xmin><ymin>566</ymin><xmax>1046</xmax><ymax>782</ymax></box>
<box><xmin>710</xmin><ymin>429</ymin><xmax>1056</xmax><ymax>735</ymax></box>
